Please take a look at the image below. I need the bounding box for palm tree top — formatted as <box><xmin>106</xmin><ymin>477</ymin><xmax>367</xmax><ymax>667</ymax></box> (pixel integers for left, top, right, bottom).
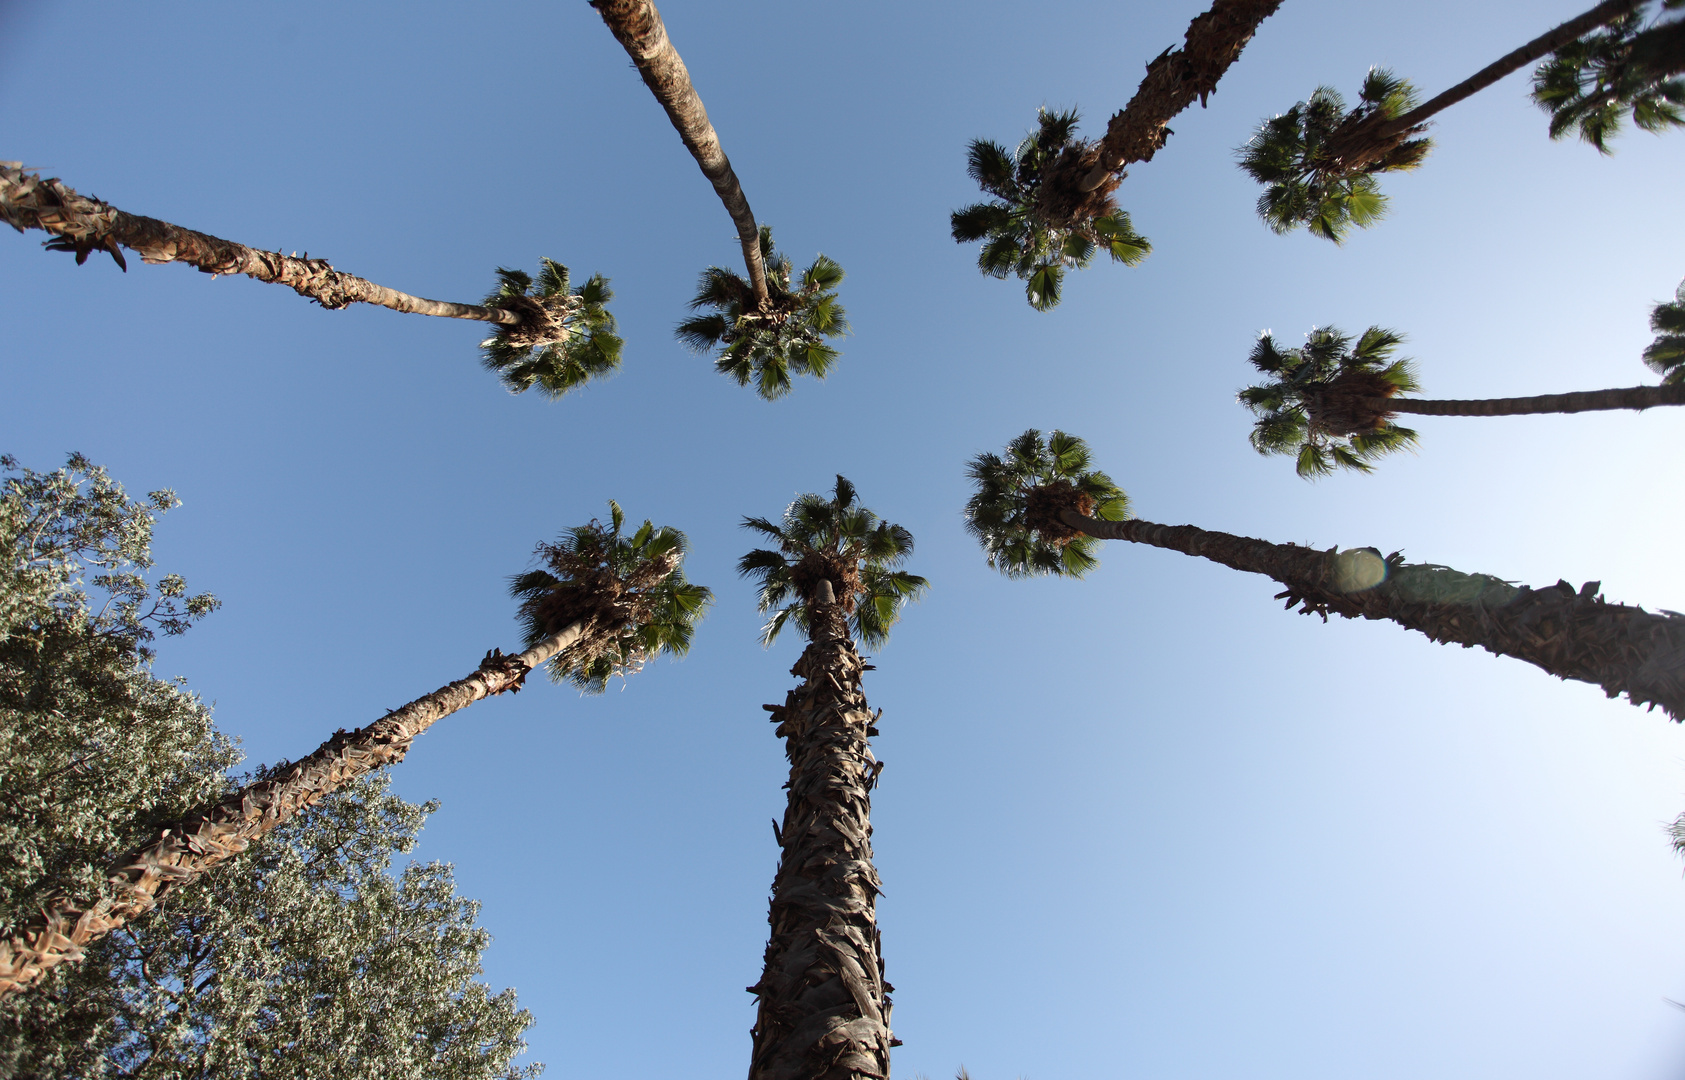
<box><xmin>737</xmin><ymin>475</ymin><xmax>927</xmax><ymax>648</ymax></box>
<box><xmin>1238</xmin><ymin>325</ymin><xmax>1420</xmax><ymax>477</ymax></box>
<box><xmin>480</xmin><ymin>259</ymin><xmax>624</xmax><ymax>398</ymax></box>
<box><xmin>509</xmin><ymin>501</ymin><xmax>712</xmax><ymax>692</ymax></box>
<box><xmin>1645</xmin><ymin>276</ymin><xmax>1685</xmax><ymax>383</ymax></box>
<box><xmin>1532</xmin><ymin>1</ymin><xmax>1685</xmax><ymax>153</ymax></box>
<box><xmin>963</xmin><ymin>429</ymin><xmax>1130</xmax><ymax>579</ymax></box>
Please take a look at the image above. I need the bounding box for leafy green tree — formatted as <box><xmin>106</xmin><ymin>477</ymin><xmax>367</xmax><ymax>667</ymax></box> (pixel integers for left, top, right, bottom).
<box><xmin>0</xmin><ymin>164</ymin><xmax>614</xmax><ymax>397</ymax></box>
<box><xmin>675</xmin><ymin>227</ymin><xmax>848</xmax><ymax>400</ymax></box>
<box><xmin>738</xmin><ymin>477</ymin><xmax>926</xmax><ymax>1080</ymax></box>
<box><xmin>1239</xmin><ymin>0</ymin><xmax>1644</xmax><ymax>241</ymax></box>
<box><xmin>1</xmin><ymin>495</ymin><xmax>710</xmax><ymax>997</ymax></box>
<box><xmin>1533</xmin><ymin>0</ymin><xmax>1685</xmax><ymax>151</ymax></box>
<box><xmin>1645</xmin><ymin>278</ymin><xmax>1685</xmax><ymax>380</ymax></box>
<box><xmin>951</xmin><ymin>0</ymin><xmax>1281</xmax><ymax>308</ymax></box>
<box><xmin>590</xmin><ymin>0</ymin><xmax>849</xmax><ymax>393</ymax></box>
<box><xmin>1239</xmin><ymin>324</ymin><xmax>1685</xmax><ymax>477</ymax></box>
<box><xmin>965</xmin><ymin>429</ymin><xmax>1685</xmax><ymax>718</ymax></box>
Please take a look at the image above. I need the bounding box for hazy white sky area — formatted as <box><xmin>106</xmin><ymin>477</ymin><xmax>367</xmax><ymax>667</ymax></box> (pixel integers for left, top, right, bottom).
<box><xmin>4</xmin><ymin>2</ymin><xmax>1684</xmax><ymax>1077</ymax></box>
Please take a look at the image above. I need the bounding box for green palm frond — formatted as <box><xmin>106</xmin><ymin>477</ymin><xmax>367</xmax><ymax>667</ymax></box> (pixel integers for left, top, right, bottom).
<box><xmin>963</xmin><ymin>428</ymin><xmax>1128</xmax><ymax>579</ymax></box>
<box><xmin>1533</xmin><ymin>7</ymin><xmax>1685</xmax><ymax>153</ymax></box>
<box><xmin>479</xmin><ymin>258</ymin><xmax>624</xmax><ymax>399</ymax></box>
<box><xmin>1644</xmin><ymin>278</ymin><xmax>1685</xmax><ymax>382</ymax></box>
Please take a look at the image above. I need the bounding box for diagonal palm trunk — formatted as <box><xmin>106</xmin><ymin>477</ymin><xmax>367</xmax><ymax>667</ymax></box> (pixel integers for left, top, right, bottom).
<box><xmin>1387</xmin><ymin>382</ymin><xmax>1685</xmax><ymax>416</ymax></box>
<box><xmin>0</xmin><ymin>163</ymin><xmax>522</xmax><ymax>326</ymax></box>
<box><xmin>748</xmin><ymin>586</ymin><xmax>895</xmax><ymax>1080</ymax></box>
<box><xmin>1073</xmin><ymin>0</ymin><xmax>1285</xmax><ymax>192</ymax></box>
<box><xmin>0</xmin><ymin>624</ymin><xmax>585</xmax><ymax>998</ymax></box>
<box><xmin>590</xmin><ymin>0</ymin><xmax>771</xmax><ymax>307</ymax></box>
<box><xmin>1059</xmin><ymin>511</ymin><xmax>1685</xmax><ymax>719</ymax></box>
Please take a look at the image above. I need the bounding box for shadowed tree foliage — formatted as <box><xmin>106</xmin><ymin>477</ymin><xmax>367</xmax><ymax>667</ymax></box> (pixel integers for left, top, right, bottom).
<box><xmin>966</xmin><ymin>430</ymin><xmax>1685</xmax><ymax>718</ymax></box>
<box><xmin>952</xmin><ymin>0</ymin><xmax>1280</xmax><ymax>308</ymax></box>
<box><xmin>738</xmin><ymin>476</ymin><xmax>926</xmax><ymax>1080</ymax></box>
<box><xmin>1239</xmin><ymin>0</ymin><xmax>1645</xmax><ymax>241</ymax></box>
<box><xmin>1240</xmin><ymin>324</ymin><xmax>1685</xmax><ymax>477</ymax></box>
<box><xmin>1</xmin><ymin>496</ymin><xmax>709</xmax><ymax>998</ymax></box>
<box><xmin>1645</xmin><ymin>278</ymin><xmax>1685</xmax><ymax>381</ymax></box>
<box><xmin>0</xmin><ymin>165</ymin><xmax>613</xmax><ymax>396</ymax></box>
<box><xmin>1533</xmin><ymin>0</ymin><xmax>1685</xmax><ymax>151</ymax></box>
<box><xmin>675</xmin><ymin>227</ymin><xmax>848</xmax><ymax>400</ymax></box>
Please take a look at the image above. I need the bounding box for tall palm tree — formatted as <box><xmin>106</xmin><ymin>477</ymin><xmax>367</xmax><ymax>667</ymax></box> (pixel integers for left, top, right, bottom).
<box><xmin>590</xmin><ymin>0</ymin><xmax>849</xmax><ymax>392</ymax></box>
<box><xmin>0</xmin><ymin>504</ymin><xmax>710</xmax><ymax>998</ymax></box>
<box><xmin>0</xmin><ymin>164</ymin><xmax>618</xmax><ymax>394</ymax></box>
<box><xmin>1533</xmin><ymin>0</ymin><xmax>1685</xmax><ymax>151</ymax></box>
<box><xmin>951</xmin><ymin>0</ymin><xmax>1281</xmax><ymax>308</ymax></box>
<box><xmin>1239</xmin><ymin>0</ymin><xmax>1646</xmax><ymax>241</ymax></box>
<box><xmin>738</xmin><ymin>476</ymin><xmax>927</xmax><ymax>1080</ymax></box>
<box><xmin>675</xmin><ymin>226</ymin><xmax>848</xmax><ymax>400</ymax></box>
<box><xmin>1239</xmin><ymin>324</ymin><xmax>1685</xmax><ymax>477</ymax></box>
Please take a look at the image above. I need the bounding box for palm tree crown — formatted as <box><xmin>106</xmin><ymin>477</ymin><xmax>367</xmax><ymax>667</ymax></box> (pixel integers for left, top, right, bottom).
<box><xmin>1238</xmin><ymin>69</ymin><xmax>1431</xmax><ymax>242</ymax></box>
<box><xmin>1646</xmin><ymin>277</ymin><xmax>1685</xmax><ymax>381</ymax></box>
<box><xmin>675</xmin><ymin>226</ymin><xmax>847</xmax><ymax>401</ymax></box>
<box><xmin>963</xmin><ymin>429</ymin><xmax>1131</xmax><ymax>579</ymax></box>
<box><xmin>950</xmin><ymin>109</ymin><xmax>1151</xmax><ymax>311</ymax></box>
<box><xmin>479</xmin><ymin>259</ymin><xmax>623</xmax><ymax>397</ymax></box>
<box><xmin>509</xmin><ymin>501</ymin><xmax>711</xmax><ymax>692</ymax></box>
<box><xmin>1533</xmin><ymin>1</ymin><xmax>1685</xmax><ymax>152</ymax></box>
<box><xmin>1238</xmin><ymin>325</ymin><xmax>1420</xmax><ymax>477</ymax></box>
<box><xmin>737</xmin><ymin>475</ymin><xmax>927</xmax><ymax>648</ymax></box>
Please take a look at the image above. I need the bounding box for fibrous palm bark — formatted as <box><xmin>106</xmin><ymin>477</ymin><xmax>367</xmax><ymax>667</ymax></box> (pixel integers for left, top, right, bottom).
<box><xmin>0</xmin><ymin>625</ymin><xmax>584</xmax><ymax>997</ymax></box>
<box><xmin>1059</xmin><ymin>511</ymin><xmax>1685</xmax><ymax>719</ymax></box>
<box><xmin>0</xmin><ymin>163</ymin><xmax>523</xmax><ymax>327</ymax></box>
<box><xmin>749</xmin><ymin>585</ymin><xmax>894</xmax><ymax>1080</ymax></box>
<box><xmin>591</xmin><ymin>0</ymin><xmax>770</xmax><ymax>306</ymax></box>
<box><xmin>1384</xmin><ymin>382</ymin><xmax>1685</xmax><ymax>416</ymax></box>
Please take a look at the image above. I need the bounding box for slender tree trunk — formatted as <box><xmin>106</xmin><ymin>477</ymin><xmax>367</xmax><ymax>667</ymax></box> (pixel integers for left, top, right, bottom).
<box><xmin>0</xmin><ymin>163</ymin><xmax>521</xmax><ymax>325</ymax></box>
<box><xmin>0</xmin><ymin>623</ymin><xmax>586</xmax><ymax>998</ymax></box>
<box><xmin>1060</xmin><ymin>511</ymin><xmax>1685</xmax><ymax>720</ymax></box>
<box><xmin>1076</xmin><ymin>0</ymin><xmax>1285</xmax><ymax>191</ymax></box>
<box><xmin>590</xmin><ymin>0</ymin><xmax>771</xmax><ymax>307</ymax></box>
<box><xmin>1389</xmin><ymin>383</ymin><xmax>1685</xmax><ymax>416</ymax></box>
<box><xmin>748</xmin><ymin>586</ymin><xmax>895</xmax><ymax>1080</ymax></box>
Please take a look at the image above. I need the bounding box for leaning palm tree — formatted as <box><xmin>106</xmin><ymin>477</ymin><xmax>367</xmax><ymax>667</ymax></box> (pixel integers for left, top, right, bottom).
<box><xmin>590</xmin><ymin>0</ymin><xmax>848</xmax><ymax>393</ymax></box>
<box><xmin>951</xmin><ymin>0</ymin><xmax>1281</xmax><ymax>308</ymax></box>
<box><xmin>0</xmin><ymin>163</ymin><xmax>619</xmax><ymax>396</ymax></box>
<box><xmin>966</xmin><ymin>429</ymin><xmax>1685</xmax><ymax>718</ymax></box>
<box><xmin>1239</xmin><ymin>324</ymin><xmax>1685</xmax><ymax>477</ymax></box>
<box><xmin>738</xmin><ymin>476</ymin><xmax>927</xmax><ymax>1080</ymax></box>
<box><xmin>0</xmin><ymin>504</ymin><xmax>710</xmax><ymax>998</ymax></box>
<box><xmin>1239</xmin><ymin>0</ymin><xmax>1646</xmax><ymax>241</ymax></box>
<box><xmin>1533</xmin><ymin>0</ymin><xmax>1685</xmax><ymax>152</ymax></box>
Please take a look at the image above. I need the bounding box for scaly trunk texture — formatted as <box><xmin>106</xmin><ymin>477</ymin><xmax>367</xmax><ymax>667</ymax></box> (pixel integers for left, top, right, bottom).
<box><xmin>749</xmin><ymin>594</ymin><xmax>894</xmax><ymax>1080</ymax></box>
<box><xmin>1076</xmin><ymin>0</ymin><xmax>1284</xmax><ymax>191</ymax></box>
<box><xmin>590</xmin><ymin>0</ymin><xmax>771</xmax><ymax>307</ymax></box>
<box><xmin>1388</xmin><ymin>383</ymin><xmax>1685</xmax><ymax>416</ymax></box>
<box><xmin>0</xmin><ymin>163</ymin><xmax>521</xmax><ymax>325</ymax></box>
<box><xmin>0</xmin><ymin>624</ymin><xmax>585</xmax><ymax>998</ymax></box>
<box><xmin>1329</xmin><ymin>0</ymin><xmax>1641</xmax><ymax>169</ymax></box>
<box><xmin>1061</xmin><ymin>511</ymin><xmax>1685</xmax><ymax>719</ymax></box>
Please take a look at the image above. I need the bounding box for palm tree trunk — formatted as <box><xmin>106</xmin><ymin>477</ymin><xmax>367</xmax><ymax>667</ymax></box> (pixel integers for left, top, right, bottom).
<box><xmin>1059</xmin><ymin>511</ymin><xmax>1685</xmax><ymax>720</ymax></box>
<box><xmin>748</xmin><ymin>587</ymin><xmax>895</xmax><ymax>1080</ymax></box>
<box><xmin>590</xmin><ymin>0</ymin><xmax>771</xmax><ymax>308</ymax></box>
<box><xmin>1076</xmin><ymin>0</ymin><xmax>1285</xmax><ymax>192</ymax></box>
<box><xmin>0</xmin><ymin>623</ymin><xmax>586</xmax><ymax>998</ymax></box>
<box><xmin>0</xmin><ymin>163</ymin><xmax>521</xmax><ymax>325</ymax></box>
<box><xmin>1389</xmin><ymin>383</ymin><xmax>1685</xmax><ymax>416</ymax></box>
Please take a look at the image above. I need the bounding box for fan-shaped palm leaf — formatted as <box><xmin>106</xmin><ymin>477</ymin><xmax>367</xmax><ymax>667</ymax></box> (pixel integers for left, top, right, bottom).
<box><xmin>962</xmin><ymin>429</ymin><xmax>1130</xmax><ymax>578</ymax></box>
<box><xmin>1645</xmin><ymin>278</ymin><xmax>1685</xmax><ymax>382</ymax></box>
<box><xmin>480</xmin><ymin>259</ymin><xmax>624</xmax><ymax>398</ymax></box>
<box><xmin>1533</xmin><ymin>3</ymin><xmax>1685</xmax><ymax>152</ymax></box>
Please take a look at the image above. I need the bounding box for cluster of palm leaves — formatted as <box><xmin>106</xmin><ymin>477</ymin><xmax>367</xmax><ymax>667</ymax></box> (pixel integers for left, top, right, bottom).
<box><xmin>478</xmin><ymin>259</ymin><xmax>623</xmax><ymax>398</ymax></box>
<box><xmin>1647</xmin><ymin>279</ymin><xmax>1685</xmax><ymax>381</ymax></box>
<box><xmin>1238</xmin><ymin>325</ymin><xmax>1420</xmax><ymax>478</ymax></box>
<box><xmin>963</xmin><ymin>429</ymin><xmax>1130</xmax><ymax>578</ymax></box>
<box><xmin>950</xmin><ymin>109</ymin><xmax>1151</xmax><ymax>311</ymax></box>
<box><xmin>737</xmin><ymin>475</ymin><xmax>927</xmax><ymax>648</ymax></box>
<box><xmin>675</xmin><ymin>226</ymin><xmax>848</xmax><ymax>401</ymax></box>
<box><xmin>1533</xmin><ymin>0</ymin><xmax>1685</xmax><ymax>152</ymax></box>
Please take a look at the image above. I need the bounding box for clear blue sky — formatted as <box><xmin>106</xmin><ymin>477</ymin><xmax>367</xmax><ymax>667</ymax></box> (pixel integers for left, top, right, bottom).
<box><xmin>4</xmin><ymin>2</ymin><xmax>1685</xmax><ymax>1077</ymax></box>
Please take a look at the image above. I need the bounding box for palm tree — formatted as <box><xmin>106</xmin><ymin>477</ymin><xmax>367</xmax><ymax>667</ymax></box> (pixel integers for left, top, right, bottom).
<box><xmin>1239</xmin><ymin>324</ymin><xmax>1685</xmax><ymax>477</ymax></box>
<box><xmin>966</xmin><ymin>429</ymin><xmax>1685</xmax><ymax>719</ymax></box>
<box><xmin>0</xmin><ymin>504</ymin><xmax>710</xmax><ymax>998</ymax></box>
<box><xmin>738</xmin><ymin>476</ymin><xmax>927</xmax><ymax>1080</ymax></box>
<box><xmin>1533</xmin><ymin>0</ymin><xmax>1685</xmax><ymax>151</ymax></box>
<box><xmin>1646</xmin><ymin>278</ymin><xmax>1685</xmax><ymax>380</ymax></box>
<box><xmin>1239</xmin><ymin>0</ymin><xmax>1645</xmax><ymax>241</ymax></box>
<box><xmin>675</xmin><ymin>226</ymin><xmax>848</xmax><ymax>400</ymax></box>
<box><xmin>951</xmin><ymin>0</ymin><xmax>1281</xmax><ymax>308</ymax></box>
<box><xmin>0</xmin><ymin>164</ymin><xmax>617</xmax><ymax>394</ymax></box>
